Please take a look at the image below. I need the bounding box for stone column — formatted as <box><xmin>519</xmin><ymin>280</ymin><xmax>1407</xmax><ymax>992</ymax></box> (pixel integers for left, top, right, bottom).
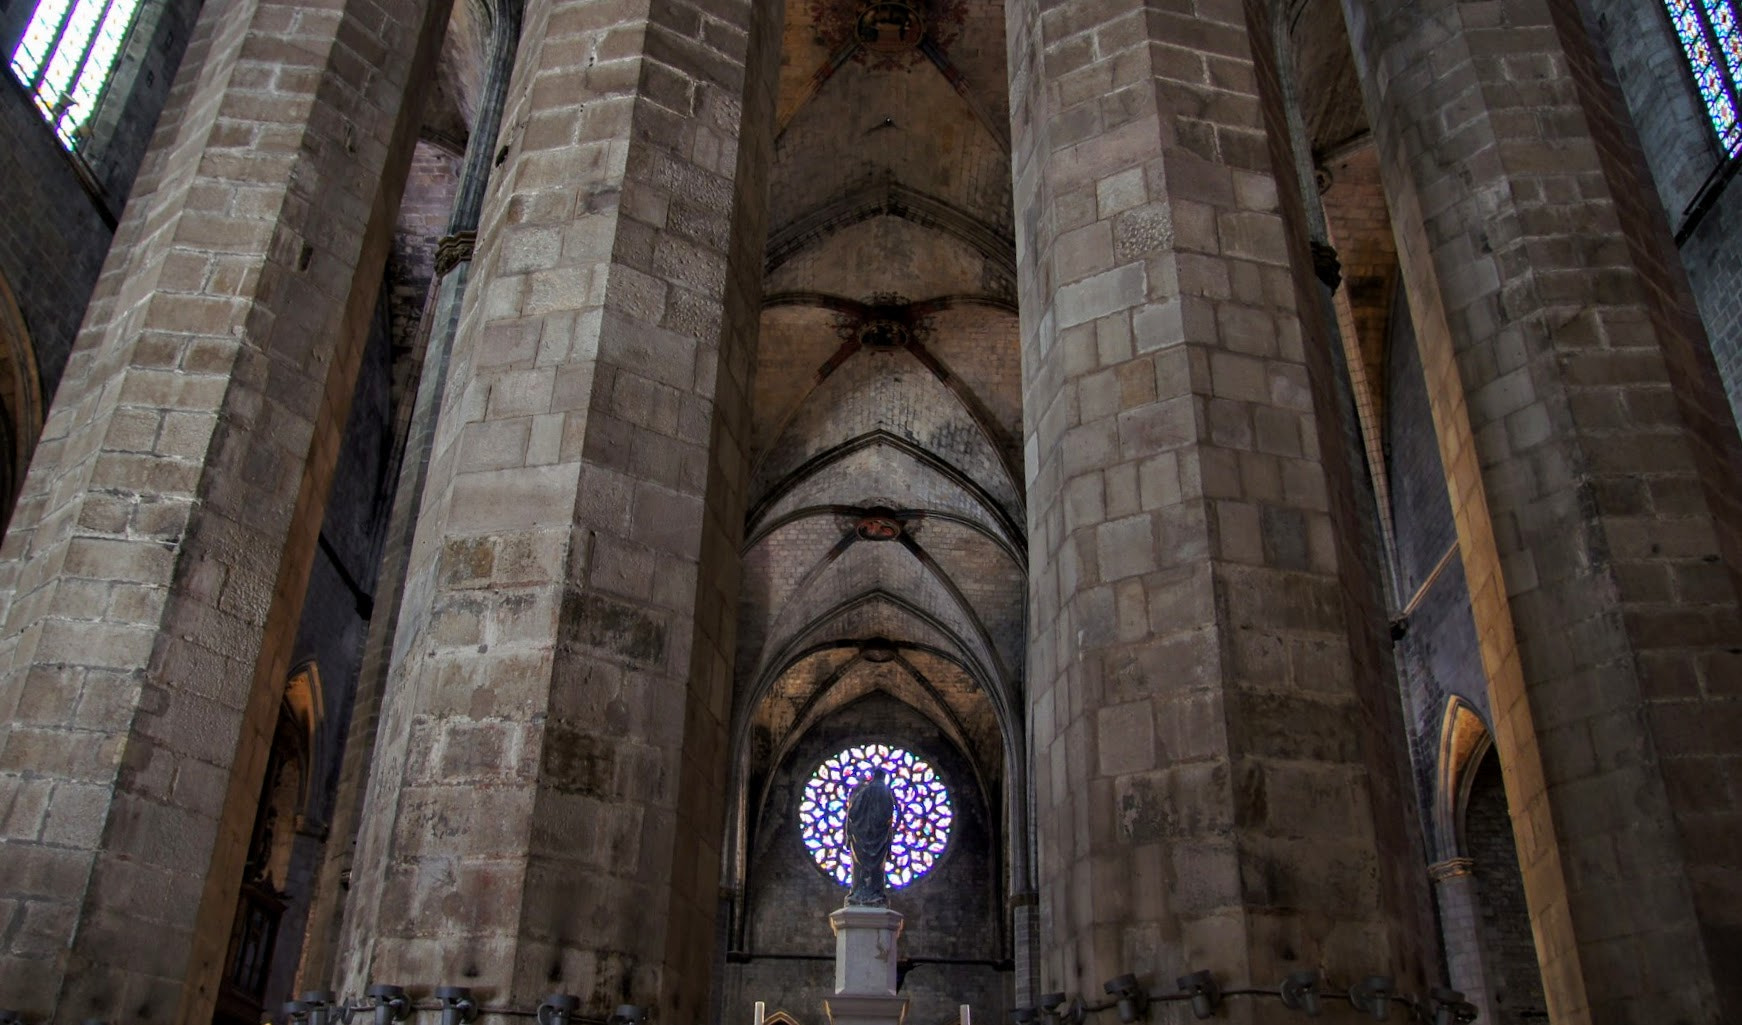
<box><xmin>332</xmin><ymin>0</ymin><xmax>781</xmax><ymax>1014</ymax></box>
<box><xmin>0</xmin><ymin>0</ymin><xmax>450</xmax><ymax>1016</ymax></box>
<box><xmin>1427</xmin><ymin>859</ymin><xmax>1496</xmax><ymax>1025</ymax></box>
<box><xmin>298</xmin><ymin>0</ymin><xmax>526</xmax><ymax>986</ymax></box>
<box><xmin>1341</xmin><ymin>0</ymin><xmax>1742</xmax><ymax>1021</ymax></box>
<box><xmin>1008</xmin><ymin>0</ymin><xmax>1434</xmax><ymax>1004</ymax></box>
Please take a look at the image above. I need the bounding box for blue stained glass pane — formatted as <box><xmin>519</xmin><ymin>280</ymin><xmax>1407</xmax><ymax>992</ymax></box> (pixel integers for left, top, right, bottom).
<box><xmin>1702</xmin><ymin>0</ymin><xmax>1742</xmax><ymax>73</ymax></box>
<box><xmin>1670</xmin><ymin>0</ymin><xmax>1742</xmax><ymax>155</ymax></box>
<box><xmin>799</xmin><ymin>743</ymin><xmax>953</xmax><ymax>889</ymax></box>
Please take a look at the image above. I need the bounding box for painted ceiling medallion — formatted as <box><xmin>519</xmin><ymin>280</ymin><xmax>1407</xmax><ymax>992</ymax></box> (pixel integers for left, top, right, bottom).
<box><xmin>856</xmin><ymin>1</ymin><xmax>924</xmax><ymax>53</ymax></box>
<box><xmin>860</xmin><ymin>638</ymin><xmax>898</xmax><ymax>662</ymax></box>
<box><xmin>810</xmin><ymin>0</ymin><xmax>966</xmax><ymax>69</ymax></box>
<box><xmin>856</xmin><ymin>512</ymin><xmax>904</xmax><ymax>541</ymax></box>
<box><xmin>833</xmin><ymin>294</ymin><xmax>932</xmax><ymax>349</ymax></box>
<box><xmin>857</xmin><ymin>317</ymin><xmax>911</xmax><ymax>349</ymax></box>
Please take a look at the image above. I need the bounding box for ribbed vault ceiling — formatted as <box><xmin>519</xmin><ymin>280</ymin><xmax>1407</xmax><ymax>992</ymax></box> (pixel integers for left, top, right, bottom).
<box><xmin>736</xmin><ymin>0</ymin><xmax>1020</xmax><ymax>821</ymax></box>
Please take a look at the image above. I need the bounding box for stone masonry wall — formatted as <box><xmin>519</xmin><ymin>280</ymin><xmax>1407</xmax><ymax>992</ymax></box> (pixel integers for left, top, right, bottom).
<box><xmin>1681</xmin><ymin>188</ymin><xmax>1742</xmax><ymax>426</ymax></box>
<box><xmin>0</xmin><ymin>0</ymin><xmax>203</xmax><ymax>397</ymax></box>
<box><xmin>1383</xmin><ymin>291</ymin><xmax>1490</xmax><ymax>833</ymax></box>
<box><xmin>331</xmin><ymin>0</ymin><xmax>784</xmax><ymax>1012</ymax></box>
<box><xmin>1581</xmin><ymin>1</ymin><xmax>1715</xmax><ymax>223</ymax></box>
<box><xmin>384</xmin><ymin>142</ymin><xmax>463</xmax><ymax>405</ymax></box>
<box><xmin>1008</xmin><ymin>0</ymin><xmax>1433</xmax><ymax>999</ymax></box>
<box><xmin>1343</xmin><ymin>0</ymin><xmax>1742</xmax><ymax>1019</ymax></box>
<box><xmin>0</xmin><ymin>87</ymin><xmax>115</xmax><ymax>397</ymax></box>
<box><xmin>0</xmin><ymin>0</ymin><xmax>451</xmax><ymax>1014</ymax></box>
<box><xmin>1586</xmin><ymin>0</ymin><xmax>1742</xmax><ymax>428</ymax></box>
<box><xmin>1466</xmin><ymin>753</ymin><xmax>1547</xmax><ymax>1025</ymax></box>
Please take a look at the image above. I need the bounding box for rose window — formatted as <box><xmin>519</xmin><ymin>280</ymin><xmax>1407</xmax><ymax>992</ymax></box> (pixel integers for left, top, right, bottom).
<box><xmin>799</xmin><ymin>743</ymin><xmax>952</xmax><ymax>888</ymax></box>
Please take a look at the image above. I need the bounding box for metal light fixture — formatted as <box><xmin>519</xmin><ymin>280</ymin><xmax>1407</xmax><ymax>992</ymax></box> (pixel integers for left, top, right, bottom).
<box><xmin>1176</xmin><ymin>971</ymin><xmax>1221</xmax><ymax>1020</ymax></box>
<box><xmin>361</xmin><ymin>985</ymin><xmax>411</xmax><ymax>1025</ymax></box>
<box><xmin>286</xmin><ymin>991</ymin><xmax>337</xmax><ymax>1025</ymax></box>
<box><xmin>1037</xmin><ymin>993</ymin><xmax>1065</xmax><ymax>1025</ymax></box>
<box><xmin>364</xmin><ymin>986</ymin><xmax>410</xmax><ymax>1025</ymax></box>
<box><xmin>1348</xmin><ymin>976</ymin><xmax>1394</xmax><ymax>1021</ymax></box>
<box><xmin>607</xmin><ymin>1005</ymin><xmax>649</xmax><ymax>1025</ymax></box>
<box><xmin>1428</xmin><ymin>989</ymin><xmax>1478</xmax><ymax>1025</ymax></box>
<box><xmin>1279</xmin><ymin>972</ymin><xmax>1322</xmax><ymax>1017</ymax></box>
<box><xmin>1102</xmin><ymin>975</ymin><xmax>1148</xmax><ymax>1023</ymax></box>
<box><xmin>1069</xmin><ymin>997</ymin><xmax>1090</xmax><ymax>1025</ymax></box>
<box><xmin>538</xmin><ymin>994</ymin><xmax>581</xmax><ymax>1025</ymax></box>
<box><xmin>437</xmin><ymin>987</ymin><xmax>478</xmax><ymax>1025</ymax></box>
<box><xmin>1037</xmin><ymin>992</ymin><xmax>1079</xmax><ymax>1025</ymax></box>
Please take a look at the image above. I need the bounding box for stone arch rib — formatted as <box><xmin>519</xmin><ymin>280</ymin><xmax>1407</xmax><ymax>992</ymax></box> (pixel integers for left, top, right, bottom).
<box><xmin>763</xmin><ymin>181</ymin><xmax>1016</xmax><ymax>278</ymax></box>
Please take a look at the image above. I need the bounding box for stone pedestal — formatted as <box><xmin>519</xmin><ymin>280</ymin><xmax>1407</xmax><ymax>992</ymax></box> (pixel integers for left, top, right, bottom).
<box><xmin>824</xmin><ymin>907</ymin><xmax>908</xmax><ymax>1025</ymax></box>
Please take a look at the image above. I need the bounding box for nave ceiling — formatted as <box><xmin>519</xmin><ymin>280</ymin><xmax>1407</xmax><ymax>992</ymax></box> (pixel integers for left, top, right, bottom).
<box><xmin>732</xmin><ymin>0</ymin><xmax>1022</xmax><ymax>839</ymax></box>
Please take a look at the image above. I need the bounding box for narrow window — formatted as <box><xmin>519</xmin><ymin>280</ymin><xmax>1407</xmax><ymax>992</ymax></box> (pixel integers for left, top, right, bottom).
<box><xmin>9</xmin><ymin>0</ymin><xmax>145</xmax><ymax>150</ymax></box>
<box><xmin>1665</xmin><ymin>0</ymin><xmax>1742</xmax><ymax>156</ymax></box>
<box><xmin>800</xmin><ymin>743</ymin><xmax>953</xmax><ymax>890</ymax></box>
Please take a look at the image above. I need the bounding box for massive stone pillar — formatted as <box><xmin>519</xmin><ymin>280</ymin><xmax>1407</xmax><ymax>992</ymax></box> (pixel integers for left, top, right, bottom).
<box><xmin>299</xmin><ymin>0</ymin><xmax>526</xmax><ymax>986</ymax></box>
<box><xmin>1340</xmin><ymin>0</ymin><xmax>1742</xmax><ymax>1022</ymax></box>
<box><xmin>1008</xmin><ymin>0</ymin><xmax>1435</xmax><ymax>1006</ymax></box>
<box><xmin>0</xmin><ymin>0</ymin><xmax>450</xmax><ymax>1017</ymax></box>
<box><xmin>332</xmin><ymin>0</ymin><xmax>780</xmax><ymax>1014</ymax></box>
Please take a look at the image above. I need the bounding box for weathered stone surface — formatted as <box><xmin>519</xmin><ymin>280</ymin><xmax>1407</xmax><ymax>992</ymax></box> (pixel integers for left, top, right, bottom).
<box><xmin>1343</xmin><ymin>0</ymin><xmax>1742</xmax><ymax>1020</ymax></box>
<box><xmin>1010</xmin><ymin>0</ymin><xmax>1435</xmax><ymax>1002</ymax></box>
<box><xmin>0</xmin><ymin>0</ymin><xmax>450</xmax><ymax>1016</ymax></box>
<box><xmin>1</xmin><ymin>0</ymin><xmax>1741</xmax><ymax>1023</ymax></box>
<box><xmin>332</xmin><ymin>0</ymin><xmax>780</xmax><ymax>1016</ymax></box>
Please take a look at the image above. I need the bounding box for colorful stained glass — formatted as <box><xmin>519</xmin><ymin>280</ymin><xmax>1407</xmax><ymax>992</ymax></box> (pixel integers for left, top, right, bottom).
<box><xmin>10</xmin><ymin>0</ymin><xmax>144</xmax><ymax>149</ymax></box>
<box><xmin>1703</xmin><ymin>0</ymin><xmax>1742</xmax><ymax>74</ymax></box>
<box><xmin>1668</xmin><ymin>0</ymin><xmax>1742</xmax><ymax>155</ymax></box>
<box><xmin>799</xmin><ymin>743</ymin><xmax>953</xmax><ymax>889</ymax></box>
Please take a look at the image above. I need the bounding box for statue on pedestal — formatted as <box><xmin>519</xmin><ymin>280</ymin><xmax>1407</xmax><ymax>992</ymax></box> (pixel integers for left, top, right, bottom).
<box><xmin>845</xmin><ymin>769</ymin><xmax>897</xmax><ymax>906</ymax></box>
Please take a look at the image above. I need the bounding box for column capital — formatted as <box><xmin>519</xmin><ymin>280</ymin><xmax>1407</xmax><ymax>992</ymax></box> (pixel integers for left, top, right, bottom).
<box><xmin>1428</xmin><ymin>857</ymin><xmax>1476</xmax><ymax>882</ymax></box>
<box><xmin>434</xmin><ymin>230</ymin><xmax>476</xmax><ymax>275</ymax></box>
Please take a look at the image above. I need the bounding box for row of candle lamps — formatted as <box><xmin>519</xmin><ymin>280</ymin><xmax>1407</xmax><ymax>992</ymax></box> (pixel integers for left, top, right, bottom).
<box><xmin>0</xmin><ymin>990</ymin><xmax>644</xmax><ymax>1025</ymax></box>
<box><xmin>1014</xmin><ymin>972</ymin><xmax>1479</xmax><ymax>1024</ymax></box>
<box><xmin>277</xmin><ymin>988</ymin><xmax>649</xmax><ymax>1025</ymax></box>
<box><xmin>4</xmin><ymin>974</ymin><xmax>1476</xmax><ymax>1025</ymax></box>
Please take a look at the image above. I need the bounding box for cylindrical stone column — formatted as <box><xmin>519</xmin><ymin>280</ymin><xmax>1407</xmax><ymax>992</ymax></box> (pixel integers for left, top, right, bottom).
<box><xmin>298</xmin><ymin>0</ymin><xmax>526</xmax><ymax>986</ymax></box>
<box><xmin>0</xmin><ymin>0</ymin><xmax>451</xmax><ymax>1017</ymax></box>
<box><xmin>1007</xmin><ymin>0</ymin><xmax>1435</xmax><ymax>1008</ymax></box>
<box><xmin>1340</xmin><ymin>0</ymin><xmax>1742</xmax><ymax>1021</ymax></box>
<box><xmin>1427</xmin><ymin>859</ymin><xmax>1497</xmax><ymax>1025</ymax></box>
<box><xmin>331</xmin><ymin>0</ymin><xmax>782</xmax><ymax>1014</ymax></box>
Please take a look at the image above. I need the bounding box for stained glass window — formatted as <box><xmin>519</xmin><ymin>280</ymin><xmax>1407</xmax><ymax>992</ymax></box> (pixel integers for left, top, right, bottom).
<box><xmin>1667</xmin><ymin>0</ymin><xmax>1742</xmax><ymax>156</ymax></box>
<box><xmin>10</xmin><ymin>0</ymin><xmax>144</xmax><ymax>149</ymax></box>
<box><xmin>799</xmin><ymin>743</ymin><xmax>953</xmax><ymax>889</ymax></box>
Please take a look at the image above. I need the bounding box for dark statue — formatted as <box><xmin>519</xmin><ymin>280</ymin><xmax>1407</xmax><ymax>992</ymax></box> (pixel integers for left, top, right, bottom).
<box><xmin>845</xmin><ymin>769</ymin><xmax>898</xmax><ymax>906</ymax></box>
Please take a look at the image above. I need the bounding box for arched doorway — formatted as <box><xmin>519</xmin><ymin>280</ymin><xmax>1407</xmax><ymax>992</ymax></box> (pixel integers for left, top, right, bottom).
<box><xmin>0</xmin><ymin>272</ymin><xmax>44</xmax><ymax>526</ymax></box>
<box><xmin>215</xmin><ymin>664</ymin><xmax>324</xmax><ymax>1025</ymax></box>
